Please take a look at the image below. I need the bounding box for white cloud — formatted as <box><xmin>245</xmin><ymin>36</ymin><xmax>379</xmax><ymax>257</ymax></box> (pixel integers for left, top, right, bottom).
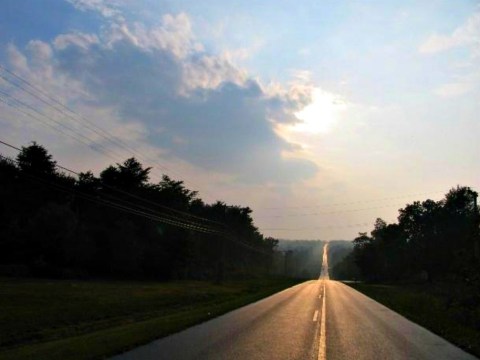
<box><xmin>181</xmin><ymin>54</ymin><xmax>247</xmax><ymax>92</ymax></box>
<box><xmin>263</xmin><ymin>72</ymin><xmax>314</xmax><ymax>115</ymax></box>
<box><xmin>290</xmin><ymin>69</ymin><xmax>313</xmax><ymax>82</ymax></box>
<box><xmin>154</xmin><ymin>13</ymin><xmax>201</xmax><ymax>57</ymax></box>
<box><xmin>434</xmin><ymin>82</ymin><xmax>473</xmax><ymax>98</ymax></box>
<box><xmin>26</xmin><ymin>40</ymin><xmax>53</xmax><ymax>61</ymax></box>
<box><xmin>419</xmin><ymin>12</ymin><xmax>480</xmax><ymax>55</ymax></box>
<box><xmin>419</xmin><ymin>34</ymin><xmax>457</xmax><ymax>54</ymax></box>
<box><xmin>105</xmin><ymin>22</ymin><xmax>140</xmax><ymax>48</ymax></box>
<box><xmin>54</xmin><ymin>33</ymin><xmax>100</xmax><ymax>50</ymax></box>
<box><xmin>419</xmin><ymin>11</ymin><xmax>480</xmax><ymax>98</ymax></box>
<box><xmin>102</xmin><ymin>13</ymin><xmax>202</xmax><ymax>59</ymax></box>
<box><xmin>293</xmin><ymin>88</ymin><xmax>348</xmax><ymax>134</ymax></box>
<box><xmin>3</xmin><ymin>8</ymin><xmax>318</xmax><ymax>184</ymax></box>
<box><xmin>6</xmin><ymin>44</ymin><xmax>29</xmax><ymax>74</ymax></box>
<box><xmin>67</xmin><ymin>0</ymin><xmax>122</xmax><ymax>19</ymax></box>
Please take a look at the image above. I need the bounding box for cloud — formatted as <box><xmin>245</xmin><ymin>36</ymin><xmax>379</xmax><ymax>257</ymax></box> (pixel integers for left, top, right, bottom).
<box><xmin>5</xmin><ymin>9</ymin><xmax>318</xmax><ymax>184</ymax></box>
<box><xmin>293</xmin><ymin>88</ymin><xmax>348</xmax><ymax>134</ymax></box>
<box><xmin>419</xmin><ymin>11</ymin><xmax>480</xmax><ymax>98</ymax></box>
<box><xmin>434</xmin><ymin>82</ymin><xmax>473</xmax><ymax>98</ymax></box>
<box><xmin>6</xmin><ymin>44</ymin><xmax>29</xmax><ymax>73</ymax></box>
<box><xmin>181</xmin><ymin>54</ymin><xmax>247</xmax><ymax>92</ymax></box>
<box><xmin>54</xmin><ymin>33</ymin><xmax>100</xmax><ymax>50</ymax></box>
<box><xmin>67</xmin><ymin>0</ymin><xmax>122</xmax><ymax>19</ymax></box>
<box><xmin>419</xmin><ymin>12</ymin><xmax>480</xmax><ymax>55</ymax></box>
<box><xmin>26</xmin><ymin>40</ymin><xmax>53</xmax><ymax>60</ymax></box>
<box><xmin>116</xmin><ymin>14</ymin><xmax>204</xmax><ymax>58</ymax></box>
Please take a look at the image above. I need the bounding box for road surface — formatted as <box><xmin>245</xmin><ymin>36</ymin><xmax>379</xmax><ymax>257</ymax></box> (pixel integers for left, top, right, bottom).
<box><xmin>112</xmin><ymin>244</ymin><xmax>477</xmax><ymax>360</ymax></box>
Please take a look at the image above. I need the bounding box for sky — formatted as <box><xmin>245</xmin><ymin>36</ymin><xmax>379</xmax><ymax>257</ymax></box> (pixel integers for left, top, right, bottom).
<box><xmin>0</xmin><ymin>0</ymin><xmax>479</xmax><ymax>240</ymax></box>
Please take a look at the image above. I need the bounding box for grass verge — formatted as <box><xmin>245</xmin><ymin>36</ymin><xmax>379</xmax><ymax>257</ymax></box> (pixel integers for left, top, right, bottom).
<box><xmin>346</xmin><ymin>282</ymin><xmax>480</xmax><ymax>357</ymax></box>
<box><xmin>0</xmin><ymin>277</ymin><xmax>303</xmax><ymax>360</ymax></box>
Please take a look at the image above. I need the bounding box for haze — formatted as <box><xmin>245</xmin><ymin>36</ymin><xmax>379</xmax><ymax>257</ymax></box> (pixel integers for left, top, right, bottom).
<box><xmin>1</xmin><ymin>0</ymin><xmax>479</xmax><ymax>239</ymax></box>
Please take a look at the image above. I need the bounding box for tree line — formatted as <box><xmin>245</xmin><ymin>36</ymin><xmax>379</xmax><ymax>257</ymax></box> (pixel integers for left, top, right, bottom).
<box><xmin>0</xmin><ymin>142</ymin><xmax>279</xmax><ymax>280</ymax></box>
<box><xmin>332</xmin><ymin>186</ymin><xmax>480</xmax><ymax>285</ymax></box>
<box><xmin>277</xmin><ymin>240</ymin><xmax>325</xmax><ymax>279</ymax></box>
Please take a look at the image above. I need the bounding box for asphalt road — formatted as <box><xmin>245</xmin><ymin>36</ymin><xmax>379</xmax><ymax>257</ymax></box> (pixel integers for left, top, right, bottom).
<box><xmin>112</xmin><ymin>244</ymin><xmax>477</xmax><ymax>360</ymax></box>
<box><xmin>325</xmin><ymin>280</ymin><xmax>477</xmax><ymax>360</ymax></box>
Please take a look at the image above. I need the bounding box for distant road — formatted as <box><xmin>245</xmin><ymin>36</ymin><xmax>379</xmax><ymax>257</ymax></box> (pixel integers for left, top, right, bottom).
<box><xmin>112</xmin><ymin>244</ymin><xmax>477</xmax><ymax>360</ymax></box>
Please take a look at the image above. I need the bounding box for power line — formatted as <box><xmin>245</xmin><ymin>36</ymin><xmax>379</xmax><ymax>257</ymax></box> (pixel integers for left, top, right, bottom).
<box><xmin>0</xmin><ymin>64</ymin><xmax>216</xmax><ymax>199</ymax></box>
<box><xmin>0</xmin><ymin>67</ymin><xmax>130</xmax><ymax>153</ymax></box>
<box><xmin>255</xmin><ymin>203</ymin><xmax>408</xmax><ymax>218</ymax></box>
<box><xmin>260</xmin><ymin>222</ymin><xmax>371</xmax><ymax>231</ymax></box>
<box><xmin>0</xmin><ymin>139</ymin><xmax>445</xmax><ymax>223</ymax></box>
<box><xmin>0</xmin><ymin>94</ymin><xmax>124</xmax><ymax>164</ymax></box>
<box><xmin>223</xmin><ymin>235</ymin><xmax>273</xmax><ymax>256</ymax></box>
<box><xmin>0</xmin><ymin>154</ymin><xmax>217</xmax><ymax>233</ymax></box>
<box><xmin>0</xmin><ymin>139</ymin><xmax>224</xmax><ymax>227</ymax></box>
<box><xmin>0</xmin><ymin>139</ymin><xmax>80</xmax><ymax>175</ymax></box>
<box><xmin>0</xmin><ymin>71</ymin><xmax>160</xmax><ymax>175</ymax></box>
<box><xmin>256</xmin><ymin>191</ymin><xmax>445</xmax><ymax>210</ymax></box>
<box><xmin>0</xmin><ymin>67</ymin><xmax>314</xmax><ymax>253</ymax></box>
<box><xmin>0</xmin><ymin>139</ymin><xmax>20</xmax><ymax>151</ymax></box>
<box><xmin>0</xmin><ymin>153</ymin><xmax>220</xmax><ymax>234</ymax></box>
<box><xmin>0</xmin><ymin>91</ymin><xmax>235</xmax><ymax>228</ymax></box>
<box><xmin>0</xmin><ymin>147</ymin><xmax>271</xmax><ymax>255</ymax></box>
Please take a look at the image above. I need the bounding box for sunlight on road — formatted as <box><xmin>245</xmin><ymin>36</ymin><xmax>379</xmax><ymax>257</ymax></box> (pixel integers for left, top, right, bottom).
<box><xmin>320</xmin><ymin>243</ymin><xmax>330</xmax><ymax>280</ymax></box>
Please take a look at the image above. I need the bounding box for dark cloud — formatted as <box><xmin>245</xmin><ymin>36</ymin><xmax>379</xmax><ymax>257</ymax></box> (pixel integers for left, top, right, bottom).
<box><xmin>42</xmin><ymin>23</ymin><xmax>318</xmax><ymax>183</ymax></box>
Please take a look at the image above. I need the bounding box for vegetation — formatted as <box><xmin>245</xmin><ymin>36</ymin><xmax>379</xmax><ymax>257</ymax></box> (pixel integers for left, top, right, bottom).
<box><xmin>331</xmin><ymin>186</ymin><xmax>479</xmax><ymax>284</ymax></box>
<box><xmin>327</xmin><ymin>240</ymin><xmax>356</xmax><ymax>280</ymax></box>
<box><xmin>277</xmin><ymin>240</ymin><xmax>325</xmax><ymax>278</ymax></box>
<box><xmin>347</xmin><ymin>283</ymin><xmax>480</xmax><ymax>357</ymax></box>
<box><xmin>0</xmin><ymin>142</ymin><xmax>310</xmax><ymax>359</ymax></box>
<box><xmin>0</xmin><ymin>142</ymin><xmax>280</xmax><ymax>281</ymax></box>
<box><xmin>0</xmin><ymin>276</ymin><xmax>301</xmax><ymax>360</ymax></box>
<box><xmin>331</xmin><ymin>188</ymin><xmax>480</xmax><ymax>356</ymax></box>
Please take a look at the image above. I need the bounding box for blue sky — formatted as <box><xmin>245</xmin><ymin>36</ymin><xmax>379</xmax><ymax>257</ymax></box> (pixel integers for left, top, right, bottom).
<box><xmin>1</xmin><ymin>0</ymin><xmax>479</xmax><ymax>239</ymax></box>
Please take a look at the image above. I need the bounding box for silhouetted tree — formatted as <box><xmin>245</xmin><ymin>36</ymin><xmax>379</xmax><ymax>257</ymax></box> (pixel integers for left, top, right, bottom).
<box><xmin>0</xmin><ymin>142</ymin><xmax>278</xmax><ymax>280</ymax></box>
<box><xmin>339</xmin><ymin>186</ymin><xmax>480</xmax><ymax>284</ymax></box>
<box><xmin>17</xmin><ymin>142</ymin><xmax>56</xmax><ymax>177</ymax></box>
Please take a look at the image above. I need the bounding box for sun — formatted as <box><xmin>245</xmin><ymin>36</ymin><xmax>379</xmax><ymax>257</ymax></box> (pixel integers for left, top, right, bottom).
<box><xmin>294</xmin><ymin>88</ymin><xmax>346</xmax><ymax>134</ymax></box>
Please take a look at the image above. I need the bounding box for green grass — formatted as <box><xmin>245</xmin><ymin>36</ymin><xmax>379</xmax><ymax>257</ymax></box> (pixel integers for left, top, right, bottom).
<box><xmin>346</xmin><ymin>282</ymin><xmax>480</xmax><ymax>357</ymax></box>
<box><xmin>0</xmin><ymin>277</ymin><xmax>302</xmax><ymax>360</ymax></box>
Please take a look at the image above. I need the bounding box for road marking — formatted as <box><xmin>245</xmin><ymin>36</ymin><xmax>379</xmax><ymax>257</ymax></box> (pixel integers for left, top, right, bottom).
<box><xmin>313</xmin><ymin>310</ymin><xmax>319</xmax><ymax>322</ymax></box>
<box><xmin>318</xmin><ymin>283</ymin><xmax>327</xmax><ymax>360</ymax></box>
<box><xmin>318</xmin><ymin>294</ymin><xmax>322</xmax><ymax>299</ymax></box>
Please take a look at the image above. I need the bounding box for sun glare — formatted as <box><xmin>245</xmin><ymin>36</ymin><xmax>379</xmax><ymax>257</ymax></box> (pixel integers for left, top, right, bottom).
<box><xmin>294</xmin><ymin>88</ymin><xmax>346</xmax><ymax>134</ymax></box>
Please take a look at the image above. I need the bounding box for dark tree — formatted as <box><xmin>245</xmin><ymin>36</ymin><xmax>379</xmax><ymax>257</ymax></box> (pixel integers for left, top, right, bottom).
<box><xmin>17</xmin><ymin>142</ymin><xmax>56</xmax><ymax>176</ymax></box>
<box><xmin>117</xmin><ymin>158</ymin><xmax>151</xmax><ymax>189</ymax></box>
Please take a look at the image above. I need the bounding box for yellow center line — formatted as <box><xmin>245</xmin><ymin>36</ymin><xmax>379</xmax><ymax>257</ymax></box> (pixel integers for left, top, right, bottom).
<box><xmin>318</xmin><ymin>282</ymin><xmax>327</xmax><ymax>360</ymax></box>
